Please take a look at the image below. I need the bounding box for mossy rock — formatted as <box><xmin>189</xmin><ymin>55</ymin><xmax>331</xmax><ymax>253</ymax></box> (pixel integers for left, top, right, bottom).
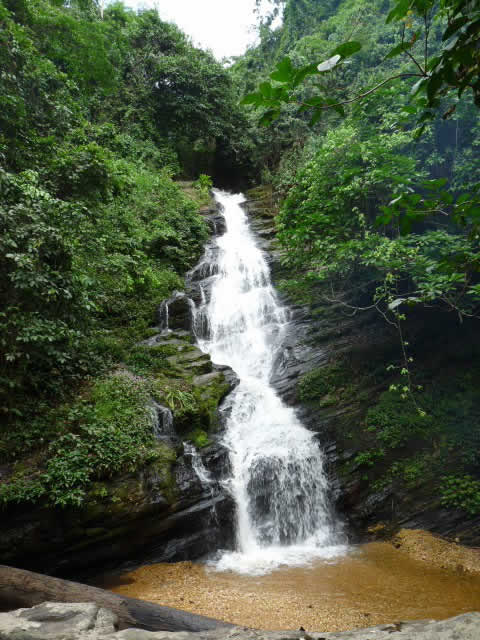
<box><xmin>340</xmin><ymin>368</ymin><xmax>480</xmax><ymax>518</ymax></box>
<box><xmin>298</xmin><ymin>362</ymin><xmax>356</xmax><ymax>405</ymax></box>
<box><xmin>194</xmin><ymin>374</ymin><xmax>231</xmax><ymax>433</ymax></box>
<box><xmin>185</xmin><ymin>428</ymin><xmax>211</xmax><ymax>449</ymax></box>
<box><xmin>167</xmin><ymin>351</ymin><xmax>212</xmax><ymax>375</ymax></box>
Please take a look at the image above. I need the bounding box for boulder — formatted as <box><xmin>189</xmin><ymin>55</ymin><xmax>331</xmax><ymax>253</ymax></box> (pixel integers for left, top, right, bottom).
<box><xmin>0</xmin><ymin>602</ymin><xmax>116</xmax><ymax>640</ymax></box>
<box><xmin>0</xmin><ymin>603</ymin><xmax>479</xmax><ymax>640</ymax></box>
<box><xmin>158</xmin><ymin>293</ymin><xmax>194</xmax><ymax>332</ymax></box>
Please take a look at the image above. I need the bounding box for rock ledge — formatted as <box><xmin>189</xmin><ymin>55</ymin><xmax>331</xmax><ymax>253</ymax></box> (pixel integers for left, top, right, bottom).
<box><xmin>1</xmin><ymin>603</ymin><xmax>479</xmax><ymax>640</ymax></box>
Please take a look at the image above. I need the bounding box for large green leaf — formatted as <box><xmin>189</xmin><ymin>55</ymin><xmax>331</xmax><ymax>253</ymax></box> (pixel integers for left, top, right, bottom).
<box><xmin>309</xmin><ymin>109</ymin><xmax>322</xmax><ymax>126</ymax></box>
<box><xmin>259</xmin><ymin>108</ymin><xmax>280</xmax><ymax>126</ymax></box>
<box><xmin>386</xmin><ymin>0</ymin><xmax>412</xmax><ymax>23</ymax></box>
<box><xmin>332</xmin><ymin>41</ymin><xmax>362</xmax><ymax>59</ymax></box>
<box><xmin>241</xmin><ymin>92</ymin><xmax>265</xmax><ymax>106</ymax></box>
<box><xmin>270</xmin><ymin>57</ymin><xmax>294</xmax><ymax>83</ymax></box>
<box><xmin>259</xmin><ymin>81</ymin><xmax>273</xmax><ymax>98</ymax></box>
<box><xmin>292</xmin><ymin>63</ymin><xmax>320</xmax><ymax>88</ymax></box>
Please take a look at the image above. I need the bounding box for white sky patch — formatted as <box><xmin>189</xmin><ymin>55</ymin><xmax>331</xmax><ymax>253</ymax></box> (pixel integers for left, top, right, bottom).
<box><xmin>116</xmin><ymin>0</ymin><xmax>271</xmax><ymax>59</ymax></box>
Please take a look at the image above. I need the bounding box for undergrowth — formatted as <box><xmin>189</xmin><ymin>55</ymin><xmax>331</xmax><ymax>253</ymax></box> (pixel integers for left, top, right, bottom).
<box><xmin>0</xmin><ymin>373</ymin><xmax>166</xmax><ymax>507</ymax></box>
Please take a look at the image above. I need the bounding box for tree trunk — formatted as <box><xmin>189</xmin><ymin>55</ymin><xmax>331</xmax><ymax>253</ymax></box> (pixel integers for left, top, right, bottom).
<box><xmin>0</xmin><ymin>565</ymin><xmax>233</xmax><ymax>633</ymax></box>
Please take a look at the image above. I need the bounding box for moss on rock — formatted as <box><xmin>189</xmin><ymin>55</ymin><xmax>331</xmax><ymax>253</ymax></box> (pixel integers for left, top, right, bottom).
<box><xmin>0</xmin><ymin>371</ymin><xmax>163</xmax><ymax>509</ymax></box>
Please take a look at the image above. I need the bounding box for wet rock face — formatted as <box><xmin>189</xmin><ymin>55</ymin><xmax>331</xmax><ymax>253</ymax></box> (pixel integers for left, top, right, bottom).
<box><xmin>185</xmin><ymin>247</ymin><xmax>219</xmax><ymax>320</ymax></box>
<box><xmin>201</xmin><ymin>203</ymin><xmax>227</xmax><ymax>236</ymax></box>
<box><xmin>270</xmin><ymin>306</ymin><xmax>329</xmax><ymax>403</ymax></box>
<box><xmin>244</xmin><ymin>188</ymin><xmax>480</xmax><ymax>546</ymax></box>
<box><xmin>282</xmin><ymin>309</ymin><xmax>480</xmax><ymax>545</ymax></box>
<box><xmin>158</xmin><ymin>293</ymin><xmax>193</xmax><ymax>332</ymax></box>
<box><xmin>0</xmin><ymin>442</ymin><xmax>234</xmax><ymax>579</ymax></box>
<box><xmin>0</xmin><ymin>196</ymin><xmax>237</xmax><ymax>579</ymax></box>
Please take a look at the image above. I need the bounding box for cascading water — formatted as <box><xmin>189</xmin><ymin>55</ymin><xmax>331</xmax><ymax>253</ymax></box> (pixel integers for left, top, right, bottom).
<box><xmin>197</xmin><ymin>191</ymin><xmax>346</xmax><ymax>575</ymax></box>
<box><xmin>183</xmin><ymin>442</ymin><xmax>214</xmax><ymax>487</ymax></box>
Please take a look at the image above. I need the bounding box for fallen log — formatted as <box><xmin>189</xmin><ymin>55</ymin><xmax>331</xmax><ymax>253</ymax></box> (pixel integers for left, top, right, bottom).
<box><xmin>0</xmin><ymin>565</ymin><xmax>233</xmax><ymax>632</ymax></box>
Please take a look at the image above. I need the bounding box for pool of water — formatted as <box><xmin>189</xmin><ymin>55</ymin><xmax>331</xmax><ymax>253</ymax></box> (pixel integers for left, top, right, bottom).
<box><xmin>103</xmin><ymin>541</ymin><xmax>480</xmax><ymax>632</ymax></box>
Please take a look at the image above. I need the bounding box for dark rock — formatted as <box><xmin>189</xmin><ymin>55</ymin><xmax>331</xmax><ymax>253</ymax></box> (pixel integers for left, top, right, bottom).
<box><xmin>270</xmin><ymin>306</ymin><xmax>329</xmax><ymax>404</ymax></box>
<box><xmin>0</xmin><ymin>441</ymin><xmax>235</xmax><ymax>579</ymax></box>
<box><xmin>187</xmin><ymin>245</ymin><xmax>221</xmax><ymax>285</ymax></box>
<box><xmin>158</xmin><ymin>292</ymin><xmax>194</xmax><ymax>332</ymax></box>
<box><xmin>200</xmin><ymin>204</ymin><xmax>227</xmax><ymax>236</ymax></box>
<box><xmin>244</xmin><ymin>187</ymin><xmax>480</xmax><ymax>547</ymax></box>
<box><xmin>211</xmin><ymin>364</ymin><xmax>239</xmax><ymax>394</ymax></box>
<box><xmin>0</xmin><ymin>201</ymin><xmax>237</xmax><ymax>579</ymax></box>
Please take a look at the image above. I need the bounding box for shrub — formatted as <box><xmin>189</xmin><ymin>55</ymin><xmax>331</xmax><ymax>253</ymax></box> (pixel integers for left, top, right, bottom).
<box><xmin>440</xmin><ymin>475</ymin><xmax>480</xmax><ymax>516</ymax></box>
<box><xmin>0</xmin><ymin>373</ymin><xmax>163</xmax><ymax>508</ymax></box>
<box><xmin>365</xmin><ymin>390</ymin><xmax>434</xmax><ymax>449</ymax></box>
<box><xmin>47</xmin><ymin>142</ymin><xmax>133</xmax><ymax>201</ymax></box>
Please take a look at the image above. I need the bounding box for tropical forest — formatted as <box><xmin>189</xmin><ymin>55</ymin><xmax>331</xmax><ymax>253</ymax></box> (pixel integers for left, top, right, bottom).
<box><xmin>1</xmin><ymin>0</ymin><xmax>480</xmax><ymax>638</ymax></box>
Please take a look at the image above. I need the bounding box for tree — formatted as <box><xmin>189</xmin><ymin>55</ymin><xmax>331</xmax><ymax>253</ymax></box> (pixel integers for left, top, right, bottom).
<box><xmin>244</xmin><ymin>0</ymin><xmax>480</xmax><ymax>128</ymax></box>
<box><xmin>243</xmin><ymin>0</ymin><xmax>480</xmax><ymax>405</ymax></box>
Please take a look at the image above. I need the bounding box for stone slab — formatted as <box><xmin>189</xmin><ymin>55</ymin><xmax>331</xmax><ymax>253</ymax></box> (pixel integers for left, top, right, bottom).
<box><xmin>1</xmin><ymin>605</ymin><xmax>479</xmax><ymax>640</ymax></box>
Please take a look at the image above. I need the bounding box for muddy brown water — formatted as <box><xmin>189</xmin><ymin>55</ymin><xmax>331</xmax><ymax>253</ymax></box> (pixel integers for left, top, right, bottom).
<box><xmin>103</xmin><ymin>541</ymin><xmax>480</xmax><ymax>632</ymax></box>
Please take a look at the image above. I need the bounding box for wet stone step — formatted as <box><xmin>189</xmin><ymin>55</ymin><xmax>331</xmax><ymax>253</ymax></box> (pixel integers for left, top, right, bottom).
<box><xmin>193</xmin><ymin>372</ymin><xmax>225</xmax><ymax>387</ymax></box>
<box><xmin>167</xmin><ymin>347</ymin><xmax>209</xmax><ymax>364</ymax></box>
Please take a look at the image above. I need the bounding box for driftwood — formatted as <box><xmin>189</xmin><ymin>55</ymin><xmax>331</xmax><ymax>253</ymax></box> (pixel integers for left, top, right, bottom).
<box><xmin>0</xmin><ymin>565</ymin><xmax>233</xmax><ymax>632</ymax></box>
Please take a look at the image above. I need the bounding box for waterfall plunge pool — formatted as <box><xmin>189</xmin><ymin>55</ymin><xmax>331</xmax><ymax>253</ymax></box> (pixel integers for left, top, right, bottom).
<box><xmin>193</xmin><ymin>190</ymin><xmax>345</xmax><ymax>575</ymax></box>
<box><xmin>103</xmin><ymin>539</ymin><xmax>480</xmax><ymax>632</ymax></box>
<box><xmin>99</xmin><ymin>193</ymin><xmax>480</xmax><ymax>631</ymax></box>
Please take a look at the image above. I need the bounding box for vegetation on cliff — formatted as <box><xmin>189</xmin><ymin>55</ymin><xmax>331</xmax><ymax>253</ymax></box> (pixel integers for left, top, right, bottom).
<box><xmin>0</xmin><ymin>0</ymin><xmax>247</xmax><ymax>508</ymax></box>
<box><xmin>237</xmin><ymin>0</ymin><xmax>480</xmax><ymax>520</ymax></box>
<box><xmin>1</xmin><ymin>0</ymin><xmax>480</xmax><ymax>532</ymax></box>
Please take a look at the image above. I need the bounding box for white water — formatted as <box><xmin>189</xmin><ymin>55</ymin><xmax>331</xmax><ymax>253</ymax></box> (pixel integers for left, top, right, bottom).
<box><xmin>197</xmin><ymin>191</ymin><xmax>346</xmax><ymax>576</ymax></box>
<box><xmin>151</xmin><ymin>402</ymin><xmax>174</xmax><ymax>442</ymax></box>
<box><xmin>183</xmin><ymin>442</ymin><xmax>213</xmax><ymax>486</ymax></box>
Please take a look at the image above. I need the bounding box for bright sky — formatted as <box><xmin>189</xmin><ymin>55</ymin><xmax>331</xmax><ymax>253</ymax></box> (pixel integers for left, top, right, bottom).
<box><xmin>118</xmin><ymin>0</ymin><xmax>266</xmax><ymax>59</ymax></box>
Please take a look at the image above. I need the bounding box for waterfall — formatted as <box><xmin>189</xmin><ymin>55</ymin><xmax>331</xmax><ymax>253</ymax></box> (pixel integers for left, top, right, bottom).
<box><xmin>197</xmin><ymin>190</ymin><xmax>346</xmax><ymax>576</ymax></box>
<box><xmin>183</xmin><ymin>443</ymin><xmax>219</xmax><ymax>527</ymax></box>
<box><xmin>184</xmin><ymin>442</ymin><xmax>213</xmax><ymax>487</ymax></box>
<box><xmin>158</xmin><ymin>299</ymin><xmax>169</xmax><ymax>331</ymax></box>
<box><xmin>152</xmin><ymin>402</ymin><xmax>174</xmax><ymax>441</ymax></box>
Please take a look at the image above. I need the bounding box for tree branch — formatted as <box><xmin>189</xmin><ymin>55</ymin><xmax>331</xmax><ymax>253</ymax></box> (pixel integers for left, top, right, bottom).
<box><xmin>295</xmin><ymin>73</ymin><xmax>424</xmax><ymax>112</ymax></box>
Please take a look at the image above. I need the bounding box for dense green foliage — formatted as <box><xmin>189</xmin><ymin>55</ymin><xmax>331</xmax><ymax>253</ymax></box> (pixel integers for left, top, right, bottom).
<box><xmin>2</xmin><ymin>0</ymin><xmax>480</xmax><ymax>524</ymax></box>
<box><xmin>251</xmin><ymin>0</ymin><xmax>480</xmax><ymax>123</ymax></box>
<box><xmin>0</xmin><ymin>0</ymin><xmax>250</xmax><ymax>506</ymax></box>
<box><xmin>0</xmin><ymin>372</ymin><xmax>170</xmax><ymax>507</ymax></box>
<box><xmin>237</xmin><ymin>0</ymin><xmax>480</xmax><ymax>515</ymax></box>
<box><xmin>236</xmin><ymin>0</ymin><xmax>480</xmax><ymax>353</ymax></box>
